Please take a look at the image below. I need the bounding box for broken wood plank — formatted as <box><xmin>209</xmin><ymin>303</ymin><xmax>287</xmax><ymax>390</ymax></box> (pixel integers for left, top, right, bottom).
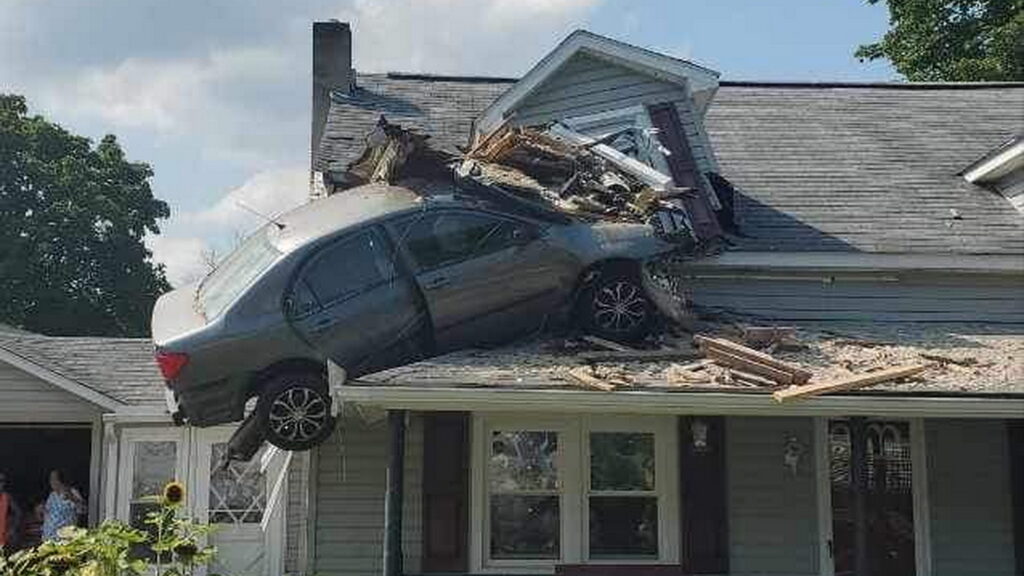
<box><xmin>566</xmin><ymin>366</ymin><xmax>616</xmax><ymax>392</ymax></box>
<box><xmin>695</xmin><ymin>335</ymin><xmax>813</xmax><ymax>383</ymax></box>
<box><xmin>728</xmin><ymin>369</ymin><xmax>779</xmax><ymax>388</ymax></box>
<box><xmin>772</xmin><ymin>364</ymin><xmax>929</xmax><ymax>403</ymax></box>
<box><xmin>702</xmin><ymin>347</ymin><xmax>798</xmax><ymax>385</ymax></box>
<box><xmin>578</xmin><ymin>348</ymin><xmax>700</xmax><ymax>363</ymax></box>
<box><xmin>673</xmin><ymin>358</ymin><xmax>716</xmax><ymax>372</ymax></box>
<box><xmin>580</xmin><ymin>335</ymin><xmax>635</xmax><ymax>353</ymax></box>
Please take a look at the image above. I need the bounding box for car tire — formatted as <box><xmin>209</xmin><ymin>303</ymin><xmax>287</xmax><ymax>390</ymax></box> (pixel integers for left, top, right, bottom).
<box><xmin>257</xmin><ymin>372</ymin><xmax>336</xmax><ymax>451</ymax></box>
<box><xmin>578</xmin><ymin>266</ymin><xmax>654</xmax><ymax>342</ymax></box>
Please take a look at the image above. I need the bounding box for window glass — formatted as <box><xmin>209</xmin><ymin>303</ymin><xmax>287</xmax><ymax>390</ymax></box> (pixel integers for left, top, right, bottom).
<box><xmin>208</xmin><ymin>443</ymin><xmax>267</xmax><ymax>524</ymax></box>
<box><xmin>400</xmin><ymin>212</ymin><xmax>513</xmax><ymax>270</ymax></box>
<box><xmin>301</xmin><ymin>231</ymin><xmax>390</xmax><ymax>306</ymax></box>
<box><xmin>588</xmin><ymin>432</ymin><xmax>658</xmax><ymax>559</ymax></box>
<box><xmin>129</xmin><ymin>441</ymin><xmax>178</xmax><ymax>560</ymax></box>
<box><xmin>489</xmin><ymin>431</ymin><xmax>559</xmax><ymax>560</ymax></box>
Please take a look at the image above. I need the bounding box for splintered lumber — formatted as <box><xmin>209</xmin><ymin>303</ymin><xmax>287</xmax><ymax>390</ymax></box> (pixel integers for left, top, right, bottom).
<box><xmin>695</xmin><ymin>335</ymin><xmax>813</xmax><ymax>384</ymax></box>
<box><xmin>578</xmin><ymin>347</ymin><xmax>700</xmax><ymax>364</ymax></box>
<box><xmin>772</xmin><ymin>364</ymin><xmax>929</xmax><ymax>403</ymax></box>
<box><xmin>581</xmin><ymin>335</ymin><xmax>635</xmax><ymax>353</ymax></box>
<box><xmin>566</xmin><ymin>366</ymin><xmax>616</xmax><ymax>391</ymax></box>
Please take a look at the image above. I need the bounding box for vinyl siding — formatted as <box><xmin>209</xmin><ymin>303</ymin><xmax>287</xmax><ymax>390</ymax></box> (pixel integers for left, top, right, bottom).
<box><xmin>513</xmin><ymin>52</ymin><xmax>717</xmax><ymax>175</ymax></box>
<box><xmin>927</xmin><ymin>419</ymin><xmax>1016</xmax><ymax>576</ymax></box>
<box><xmin>0</xmin><ymin>361</ymin><xmax>101</xmax><ymax>420</ymax></box>
<box><xmin>313</xmin><ymin>412</ymin><xmax>423</xmax><ymax>576</ymax></box>
<box><xmin>285</xmin><ymin>450</ymin><xmax>310</xmax><ymax>574</ymax></box>
<box><xmin>727</xmin><ymin>416</ymin><xmax>821</xmax><ymax>576</ymax></box>
<box><xmin>684</xmin><ymin>271</ymin><xmax>1024</xmax><ymax>323</ymax></box>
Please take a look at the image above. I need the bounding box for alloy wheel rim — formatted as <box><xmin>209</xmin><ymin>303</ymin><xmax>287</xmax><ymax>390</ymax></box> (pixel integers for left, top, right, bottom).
<box><xmin>593</xmin><ymin>280</ymin><xmax>646</xmax><ymax>333</ymax></box>
<box><xmin>268</xmin><ymin>387</ymin><xmax>328</xmax><ymax>442</ymax></box>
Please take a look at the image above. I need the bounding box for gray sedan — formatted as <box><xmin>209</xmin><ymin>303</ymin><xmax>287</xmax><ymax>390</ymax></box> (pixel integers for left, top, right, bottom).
<box><xmin>152</xmin><ymin>183</ymin><xmax>683</xmax><ymax>452</ymax></box>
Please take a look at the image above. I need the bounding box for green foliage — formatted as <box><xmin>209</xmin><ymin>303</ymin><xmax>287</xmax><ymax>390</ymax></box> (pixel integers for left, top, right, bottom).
<box><xmin>0</xmin><ymin>484</ymin><xmax>220</xmax><ymax>576</ymax></box>
<box><xmin>0</xmin><ymin>94</ymin><xmax>171</xmax><ymax>336</ymax></box>
<box><xmin>857</xmin><ymin>0</ymin><xmax>1024</xmax><ymax>81</ymax></box>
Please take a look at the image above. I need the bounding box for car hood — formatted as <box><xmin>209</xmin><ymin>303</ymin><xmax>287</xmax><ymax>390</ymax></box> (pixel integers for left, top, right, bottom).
<box><xmin>151</xmin><ymin>282</ymin><xmax>206</xmax><ymax>347</ymax></box>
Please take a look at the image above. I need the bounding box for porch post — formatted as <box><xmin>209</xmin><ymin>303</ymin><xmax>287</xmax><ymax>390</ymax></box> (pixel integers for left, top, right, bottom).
<box><xmin>384</xmin><ymin>409</ymin><xmax>406</xmax><ymax>576</ymax></box>
<box><xmin>850</xmin><ymin>417</ymin><xmax>869</xmax><ymax>576</ymax></box>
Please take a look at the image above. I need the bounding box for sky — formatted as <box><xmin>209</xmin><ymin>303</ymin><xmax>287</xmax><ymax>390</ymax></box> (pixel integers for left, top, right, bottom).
<box><xmin>0</xmin><ymin>0</ymin><xmax>896</xmax><ymax>286</ymax></box>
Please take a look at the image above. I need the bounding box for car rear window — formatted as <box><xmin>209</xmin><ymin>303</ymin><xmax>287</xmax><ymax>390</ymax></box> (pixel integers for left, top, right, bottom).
<box><xmin>197</xmin><ymin>227</ymin><xmax>282</xmax><ymax>319</ymax></box>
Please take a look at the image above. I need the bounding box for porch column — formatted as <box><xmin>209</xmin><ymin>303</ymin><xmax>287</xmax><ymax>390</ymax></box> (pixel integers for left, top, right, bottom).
<box><xmin>383</xmin><ymin>409</ymin><xmax>406</xmax><ymax>576</ymax></box>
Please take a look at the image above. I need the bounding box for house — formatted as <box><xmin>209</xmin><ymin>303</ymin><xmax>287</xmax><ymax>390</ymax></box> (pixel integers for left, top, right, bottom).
<box><xmin>2</xmin><ymin>22</ymin><xmax>1021</xmax><ymax>576</ymax></box>
<box><xmin>307</xmin><ymin>22</ymin><xmax>1024</xmax><ymax>576</ymax></box>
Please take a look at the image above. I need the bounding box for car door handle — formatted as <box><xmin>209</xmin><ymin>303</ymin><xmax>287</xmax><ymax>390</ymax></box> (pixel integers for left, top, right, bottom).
<box><xmin>423</xmin><ymin>276</ymin><xmax>451</xmax><ymax>291</ymax></box>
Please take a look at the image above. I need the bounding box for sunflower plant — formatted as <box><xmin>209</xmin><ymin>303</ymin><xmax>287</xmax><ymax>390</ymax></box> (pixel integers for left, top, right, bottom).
<box><xmin>0</xmin><ymin>482</ymin><xmax>221</xmax><ymax>576</ymax></box>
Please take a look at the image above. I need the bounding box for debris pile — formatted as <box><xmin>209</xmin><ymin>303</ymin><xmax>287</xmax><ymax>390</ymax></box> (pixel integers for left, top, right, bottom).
<box><xmin>342</xmin><ymin>117</ymin><xmax>709</xmax><ymax>247</ymax></box>
<box><xmin>562</xmin><ymin>326</ymin><xmax>932</xmax><ymax>402</ymax></box>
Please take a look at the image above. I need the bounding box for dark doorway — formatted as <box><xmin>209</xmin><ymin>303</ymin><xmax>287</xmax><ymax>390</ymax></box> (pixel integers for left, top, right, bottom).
<box><xmin>829</xmin><ymin>418</ymin><xmax>916</xmax><ymax>576</ymax></box>
<box><xmin>0</xmin><ymin>425</ymin><xmax>92</xmax><ymax>549</ymax></box>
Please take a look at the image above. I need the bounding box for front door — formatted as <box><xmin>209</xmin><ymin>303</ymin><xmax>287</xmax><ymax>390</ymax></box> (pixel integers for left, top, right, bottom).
<box><xmin>193</xmin><ymin>429</ymin><xmax>285</xmax><ymax>576</ymax></box>
<box><xmin>827</xmin><ymin>418</ymin><xmax>919</xmax><ymax>576</ymax></box>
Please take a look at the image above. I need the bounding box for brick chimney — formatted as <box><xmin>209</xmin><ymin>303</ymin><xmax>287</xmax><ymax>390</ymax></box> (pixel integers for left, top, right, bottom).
<box><xmin>311</xmin><ymin>21</ymin><xmax>353</xmax><ymax>171</ymax></box>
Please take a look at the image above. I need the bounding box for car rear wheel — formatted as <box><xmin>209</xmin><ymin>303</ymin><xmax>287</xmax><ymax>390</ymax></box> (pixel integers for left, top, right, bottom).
<box><xmin>258</xmin><ymin>372</ymin><xmax>335</xmax><ymax>451</ymax></box>
<box><xmin>578</xmin><ymin>267</ymin><xmax>653</xmax><ymax>342</ymax></box>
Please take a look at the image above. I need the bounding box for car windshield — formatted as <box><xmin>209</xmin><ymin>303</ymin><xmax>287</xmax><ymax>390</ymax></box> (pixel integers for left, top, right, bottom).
<box><xmin>196</xmin><ymin>226</ymin><xmax>283</xmax><ymax>319</ymax></box>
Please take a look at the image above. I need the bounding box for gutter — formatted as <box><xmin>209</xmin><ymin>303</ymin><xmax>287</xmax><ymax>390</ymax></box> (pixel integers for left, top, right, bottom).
<box><xmin>335</xmin><ymin>385</ymin><xmax>1024</xmax><ymax>419</ymax></box>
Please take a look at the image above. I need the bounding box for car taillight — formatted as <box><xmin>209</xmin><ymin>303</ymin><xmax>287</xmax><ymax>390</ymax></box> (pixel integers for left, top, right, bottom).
<box><xmin>155</xmin><ymin>351</ymin><xmax>189</xmax><ymax>381</ymax></box>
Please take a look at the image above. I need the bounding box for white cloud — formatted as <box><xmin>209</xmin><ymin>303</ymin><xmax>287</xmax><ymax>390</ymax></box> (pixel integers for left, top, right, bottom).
<box><xmin>196</xmin><ymin>166</ymin><xmax>309</xmax><ymax>228</ymax></box>
<box><xmin>147</xmin><ymin>234</ymin><xmax>210</xmax><ymax>287</ymax></box>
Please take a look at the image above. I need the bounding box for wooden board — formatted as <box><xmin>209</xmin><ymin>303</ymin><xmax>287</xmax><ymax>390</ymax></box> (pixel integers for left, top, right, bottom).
<box><xmin>695</xmin><ymin>335</ymin><xmax>813</xmax><ymax>383</ymax></box>
<box><xmin>702</xmin><ymin>347</ymin><xmax>797</xmax><ymax>385</ymax></box>
<box><xmin>772</xmin><ymin>364</ymin><xmax>928</xmax><ymax>403</ymax></box>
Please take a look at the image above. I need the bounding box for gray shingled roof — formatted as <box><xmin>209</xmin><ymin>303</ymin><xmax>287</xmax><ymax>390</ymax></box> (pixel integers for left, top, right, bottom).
<box><xmin>0</xmin><ymin>335</ymin><xmax>164</xmax><ymax>408</ymax></box>
<box><xmin>316</xmin><ymin>75</ymin><xmax>1024</xmax><ymax>255</ymax></box>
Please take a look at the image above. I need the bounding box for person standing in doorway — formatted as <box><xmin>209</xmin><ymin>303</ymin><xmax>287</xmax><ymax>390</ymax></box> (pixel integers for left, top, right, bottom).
<box><xmin>0</xmin><ymin>472</ymin><xmax>23</xmax><ymax>553</ymax></box>
<box><xmin>41</xmin><ymin>470</ymin><xmax>85</xmax><ymax>541</ymax></box>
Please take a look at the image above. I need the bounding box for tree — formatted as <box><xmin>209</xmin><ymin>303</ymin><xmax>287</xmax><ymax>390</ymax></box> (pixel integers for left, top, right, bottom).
<box><xmin>857</xmin><ymin>0</ymin><xmax>1024</xmax><ymax>81</ymax></box>
<box><xmin>0</xmin><ymin>94</ymin><xmax>171</xmax><ymax>337</ymax></box>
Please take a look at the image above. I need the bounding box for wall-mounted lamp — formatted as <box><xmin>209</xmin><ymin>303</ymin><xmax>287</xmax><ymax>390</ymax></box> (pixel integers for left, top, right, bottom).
<box><xmin>691</xmin><ymin>419</ymin><xmax>710</xmax><ymax>453</ymax></box>
<box><xmin>783</xmin><ymin>435</ymin><xmax>806</xmax><ymax>476</ymax></box>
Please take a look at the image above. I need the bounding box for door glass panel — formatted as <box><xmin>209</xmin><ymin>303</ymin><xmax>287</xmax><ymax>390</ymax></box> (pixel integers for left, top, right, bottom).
<box><xmin>830</xmin><ymin>419</ymin><xmax>915</xmax><ymax>576</ymax></box>
<box><xmin>488</xmin><ymin>431</ymin><xmax>559</xmax><ymax>560</ymax></box>
<box><xmin>400</xmin><ymin>213</ymin><xmax>509</xmax><ymax>271</ymax></box>
<box><xmin>588</xmin><ymin>432</ymin><xmax>658</xmax><ymax>559</ymax></box>
<box><xmin>208</xmin><ymin>443</ymin><xmax>267</xmax><ymax>525</ymax></box>
<box><xmin>301</xmin><ymin>231</ymin><xmax>390</xmax><ymax>306</ymax></box>
<box><xmin>129</xmin><ymin>441</ymin><xmax>177</xmax><ymax>559</ymax></box>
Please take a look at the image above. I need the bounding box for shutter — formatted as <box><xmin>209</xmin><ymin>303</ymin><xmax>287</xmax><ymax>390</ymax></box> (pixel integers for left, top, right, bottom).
<box><xmin>646</xmin><ymin>103</ymin><xmax>722</xmax><ymax>241</ymax></box>
<box><xmin>1009</xmin><ymin>420</ymin><xmax>1024</xmax><ymax>576</ymax></box>
<box><xmin>422</xmin><ymin>412</ymin><xmax>470</xmax><ymax>572</ymax></box>
<box><xmin>679</xmin><ymin>416</ymin><xmax>729</xmax><ymax>573</ymax></box>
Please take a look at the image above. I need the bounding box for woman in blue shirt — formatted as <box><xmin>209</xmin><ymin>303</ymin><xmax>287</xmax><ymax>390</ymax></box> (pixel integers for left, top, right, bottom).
<box><xmin>41</xmin><ymin>470</ymin><xmax>85</xmax><ymax>541</ymax></box>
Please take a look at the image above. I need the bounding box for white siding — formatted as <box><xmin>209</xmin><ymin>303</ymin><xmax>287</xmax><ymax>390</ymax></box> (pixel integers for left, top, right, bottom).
<box><xmin>727</xmin><ymin>416</ymin><xmax>821</xmax><ymax>575</ymax></box>
<box><xmin>285</xmin><ymin>450</ymin><xmax>310</xmax><ymax>575</ymax></box>
<box><xmin>313</xmin><ymin>413</ymin><xmax>423</xmax><ymax>576</ymax></box>
<box><xmin>927</xmin><ymin>419</ymin><xmax>1016</xmax><ymax>576</ymax></box>
<box><xmin>0</xmin><ymin>361</ymin><xmax>101</xmax><ymax>421</ymax></box>
<box><xmin>513</xmin><ymin>52</ymin><xmax>717</xmax><ymax>176</ymax></box>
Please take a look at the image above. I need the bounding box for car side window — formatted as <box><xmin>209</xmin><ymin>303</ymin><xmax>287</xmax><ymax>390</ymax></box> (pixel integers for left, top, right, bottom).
<box><xmin>297</xmin><ymin>230</ymin><xmax>393</xmax><ymax>309</ymax></box>
<box><xmin>398</xmin><ymin>212</ymin><xmax>532</xmax><ymax>270</ymax></box>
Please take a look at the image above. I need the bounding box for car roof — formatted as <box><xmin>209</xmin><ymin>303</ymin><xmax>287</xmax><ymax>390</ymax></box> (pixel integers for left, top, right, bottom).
<box><xmin>270</xmin><ymin>183</ymin><xmax>424</xmax><ymax>252</ymax></box>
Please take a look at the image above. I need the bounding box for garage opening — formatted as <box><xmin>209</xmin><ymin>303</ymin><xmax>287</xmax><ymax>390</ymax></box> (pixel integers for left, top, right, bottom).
<box><xmin>0</xmin><ymin>425</ymin><xmax>92</xmax><ymax>550</ymax></box>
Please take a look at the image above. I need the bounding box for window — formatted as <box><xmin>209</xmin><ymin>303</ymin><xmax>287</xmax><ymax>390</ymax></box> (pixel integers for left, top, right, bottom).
<box><xmin>473</xmin><ymin>415</ymin><xmax>678</xmax><ymax>571</ymax></box>
<box><xmin>398</xmin><ymin>212</ymin><xmax>523</xmax><ymax>271</ymax></box>
<box><xmin>118</xmin><ymin>430</ymin><xmax>185</xmax><ymax>561</ymax></box>
<box><xmin>198</xmin><ymin>226</ymin><xmax>282</xmax><ymax>319</ymax></box>
<box><xmin>300</xmin><ymin>230</ymin><xmax>393</xmax><ymax>307</ymax></box>
<box><xmin>207</xmin><ymin>443</ymin><xmax>267</xmax><ymax>525</ymax></box>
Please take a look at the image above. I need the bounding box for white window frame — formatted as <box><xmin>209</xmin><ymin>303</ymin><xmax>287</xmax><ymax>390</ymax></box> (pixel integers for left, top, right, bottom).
<box><xmin>115</xmin><ymin>428</ymin><xmax>190</xmax><ymax>525</ymax></box>
<box><xmin>470</xmin><ymin>413</ymin><xmax>679</xmax><ymax>574</ymax></box>
<box><xmin>814</xmin><ymin>417</ymin><xmax>932</xmax><ymax>576</ymax></box>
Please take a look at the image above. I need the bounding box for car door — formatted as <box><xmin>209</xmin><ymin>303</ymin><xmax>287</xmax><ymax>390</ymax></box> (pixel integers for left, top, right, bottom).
<box><xmin>392</xmin><ymin>209</ymin><xmax>573</xmax><ymax>352</ymax></box>
<box><xmin>285</xmin><ymin>226</ymin><xmax>427</xmax><ymax>376</ymax></box>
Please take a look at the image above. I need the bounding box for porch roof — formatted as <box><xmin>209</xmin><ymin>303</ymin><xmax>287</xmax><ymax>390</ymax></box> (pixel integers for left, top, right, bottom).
<box><xmin>350</xmin><ymin>321</ymin><xmax>1024</xmax><ymax>397</ymax></box>
<box><xmin>0</xmin><ymin>334</ymin><xmax>164</xmax><ymax>409</ymax></box>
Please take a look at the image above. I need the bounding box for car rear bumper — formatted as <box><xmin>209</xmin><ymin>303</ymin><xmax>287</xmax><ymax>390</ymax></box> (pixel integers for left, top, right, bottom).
<box><xmin>175</xmin><ymin>376</ymin><xmax>248</xmax><ymax>426</ymax></box>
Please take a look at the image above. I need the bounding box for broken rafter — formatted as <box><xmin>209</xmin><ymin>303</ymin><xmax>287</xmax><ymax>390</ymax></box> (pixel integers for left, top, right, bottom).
<box><xmin>566</xmin><ymin>366</ymin><xmax>616</xmax><ymax>391</ymax></box>
<box><xmin>694</xmin><ymin>335</ymin><xmax>813</xmax><ymax>384</ymax></box>
<box><xmin>772</xmin><ymin>364</ymin><xmax>929</xmax><ymax>403</ymax></box>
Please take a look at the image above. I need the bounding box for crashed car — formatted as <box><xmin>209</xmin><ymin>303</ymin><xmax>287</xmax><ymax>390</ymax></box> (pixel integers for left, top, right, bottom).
<box><xmin>152</xmin><ymin>182</ymin><xmax>690</xmax><ymax>452</ymax></box>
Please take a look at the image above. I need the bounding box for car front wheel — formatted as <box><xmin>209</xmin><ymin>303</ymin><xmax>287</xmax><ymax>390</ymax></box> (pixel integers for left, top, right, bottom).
<box><xmin>578</xmin><ymin>267</ymin><xmax>653</xmax><ymax>342</ymax></box>
<box><xmin>258</xmin><ymin>373</ymin><xmax>335</xmax><ymax>451</ymax></box>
